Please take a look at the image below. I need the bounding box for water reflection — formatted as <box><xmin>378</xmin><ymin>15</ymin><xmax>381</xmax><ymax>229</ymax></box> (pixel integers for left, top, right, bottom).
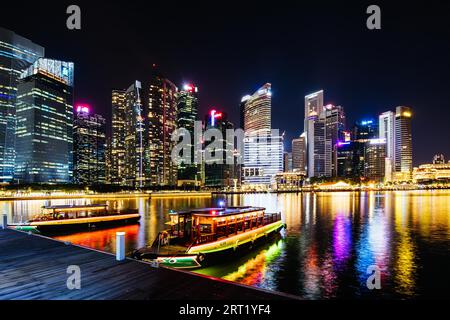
<box><xmin>4</xmin><ymin>191</ymin><xmax>450</xmax><ymax>299</ymax></box>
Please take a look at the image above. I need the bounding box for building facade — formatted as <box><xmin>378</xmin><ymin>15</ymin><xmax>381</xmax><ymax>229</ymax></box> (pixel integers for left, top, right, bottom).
<box><xmin>73</xmin><ymin>106</ymin><xmax>106</xmax><ymax>185</ymax></box>
<box><xmin>394</xmin><ymin>106</ymin><xmax>413</xmax><ymax>181</ymax></box>
<box><xmin>124</xmin><ymin>81</ymin><xmax>145</xmax><ymax>188</ymax></box>
<box><xmin>204</xmin><ymin>110</ymin><xmax>234</xmax><ymax>188</ymax></box>
<box><xmin>283</xmin><ymin>152</ymin><xmax>292</xmax><ymax>172</ymax></box>
<box><xmin>176</xmin><ymin>84</ymin><xmax>200</xmax><ymax>186</ymax></box>
<box><xmin>241</xmin><ymin>83</ymin><xmax>283</xmax><ymax>187</ymax></box>
<box><xmin>304</xmin><ymin>90</ymin><xmax>325</xmax><ymax>178</ymax></box>
<box><xmin>109</xmin><ymin>89</ymin><xmax>126</xmax><ymax>185</ymax></box>
<box><xmin>379</xmin><ymin>111</ymin><xmax>395</xmax><ymax>181</ymax></box>
<box><xmin>364</xmin><ymin>138</ymin><xmax>387</xmax><ymax>182</ymax></box>
<box><xmin>292</xmin><ymin>133</ymin><xmax>306</xmax><ymax>173</ymax></box>
<box><xmin>147</xmin><ymin>68</ymin><xmax>178</xmax><ymax>186</ymax></box>
<box><xmin>413</xmin><ymin>161</ymin><xmax>450</xmax><ymax>183</ymax></box>
<box><xmin>14</xmin><ymin>58</ymin><xmax>74</xmax><ymax>183</ymax></box>
<box><xmin>324</xmin><ymin>104</ymin><xmax>345</xmax><ymax>177</ymax></box>
<box><xmin>0</xmin><ymin>27</ymin><xmax>44</xmax><ymax>183</ymax></box>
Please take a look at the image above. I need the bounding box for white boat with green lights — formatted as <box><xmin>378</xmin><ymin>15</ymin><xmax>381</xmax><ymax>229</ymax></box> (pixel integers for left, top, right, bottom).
<box><xmin>9</xmin><ymin>204</ymin><xmax>140</xmax><ymax>234</ymax></box>
<box><xmin>132</xmin><ymin>206</ymin><xmax>285</xmax><ymax>269</ymax></box>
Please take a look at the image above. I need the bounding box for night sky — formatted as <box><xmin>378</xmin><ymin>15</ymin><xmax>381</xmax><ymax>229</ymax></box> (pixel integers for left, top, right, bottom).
<box><xmin>2</xmin><ymin>0</ymin><xmax>450</xmax><ymax>165</ymax></box>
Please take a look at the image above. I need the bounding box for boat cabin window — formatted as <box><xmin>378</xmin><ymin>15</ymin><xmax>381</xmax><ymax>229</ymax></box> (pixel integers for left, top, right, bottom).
<box><xmin>199</xmin><ymin>224</ymin><xmax>212</xmax><ymax>234</ymax></box>
<box><xmin>169</xmin><ymin>214</ymin><xmax>192</xmax><ymax>239</ymax></box>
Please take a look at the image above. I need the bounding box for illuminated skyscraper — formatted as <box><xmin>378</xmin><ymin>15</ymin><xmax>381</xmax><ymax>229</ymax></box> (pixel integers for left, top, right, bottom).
<box><xmin>304</xmin><ymin>90</ymin><xmax>325</xmax><ymax>178</ymax></box>
<box><xmin>241</xmin><ymin>83</ymin><xmax>283</xmax><ymax>186</ymax></box>
<box><xmin>394</xmin><ymin>106</ymin><xmax>413</xmax><ymax>180</ymax></box>
<box><xmin>242</xmin><ymin>83</ymin><xmax>272</xmax><ymax>133</ymax></box>
<box><xmin>204</xmin><ymin>109</ymin><xmax>234</xmax><ymax>188</ymax></box>
<box><xmin>124</xmin><ymin>81</ymin><xmax>145</xmax><ymax>188</ymax></box>
<box><xmin>379</xmin><ymin>111</ymin><xmax>395</xmax><ymax>181</ymax></box>
<box><xmin>351</xmin><ymin>118</ymin><xmax>378</xmax><ymax>178</ymax></box>
<box><xmin>353</xmin><ymin>119</ymin><xmax>378</xmax><ymax>141</ymax></box>
<box><xmin>176</xmin><ymin>84</ymin><xmax>200</xmax><ymax>186</ymax></box>
<box><xmin>364</xmin><ymin>138</ymin><xmax>387</xmax><ymax>181</ymax></box>
<box><xmin>110</xmin><ymin>89</ymin><xmax>126</xmax><ymax>185</ymax></box>
<box><xmin>292</xmin><ymin>133</ymin><xmax>306</xmax><ymax>173</ymax></box>
<box><xmin>0</xmin><ymin>27</ymin><xmax>44</xmax><ymax>182</ymax></box>
<box><xmin>14</xmin><ymin>58</ymin><xmax>74</xmax><ymax>183</ymax></box>
<box><xmin>147</xmin><ymin>67</ymin><xmax>178</xmax><ymax>186</ymax></box>
<box><xmin>73</xmin><ymin>105</ymin><xmax>106</xmax><ymax>185</ymax></box>
<box><xmin>335</xmin><ymin>141</ymin><xmax>355</xmax><ymax>178</ymax></box>
<box><xmin>324</xmin><ymin>104</ymin><xmax>346</xmax><ymax>177</ymax></box>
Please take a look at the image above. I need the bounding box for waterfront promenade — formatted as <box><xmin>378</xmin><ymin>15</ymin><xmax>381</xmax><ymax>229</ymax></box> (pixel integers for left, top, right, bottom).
<box><xmin>0</xmin><ymin>191</ymin><xmax>212</xmax><ymax>201</ymax></box>
<box><xmin>0</xmin><ymin>228</ymin><xmax>295</xmax><ymax>300</ymax></box>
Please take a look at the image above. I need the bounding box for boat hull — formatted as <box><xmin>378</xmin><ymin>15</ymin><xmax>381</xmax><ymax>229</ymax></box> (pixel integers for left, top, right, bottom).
<box><xmin>11</xmin><ymin>214</ymin><xmax>141</xmax><ymax>234</ymax></box>
<box><xmin>136</xmin><ymin>221</ymin><xmax>285</xmax><ymax>269</ymax></box>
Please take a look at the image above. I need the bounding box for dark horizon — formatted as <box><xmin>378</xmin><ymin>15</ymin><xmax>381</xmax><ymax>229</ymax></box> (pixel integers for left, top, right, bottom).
<box><xmin>2</xmin><ymin>0</ymin><xmax>450</xmax><ymax>165</ymax></box>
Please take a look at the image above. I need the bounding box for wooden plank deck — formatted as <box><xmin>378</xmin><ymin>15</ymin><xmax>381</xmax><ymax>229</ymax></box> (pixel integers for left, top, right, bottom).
<box><xmin>0</xmin><ymin>229</ymin><xmax>296</xmax><ymax>300</ymax></box>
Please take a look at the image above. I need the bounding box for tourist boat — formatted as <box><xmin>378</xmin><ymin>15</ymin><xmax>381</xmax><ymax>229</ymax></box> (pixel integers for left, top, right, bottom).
<box><xmin>9</xmin><ymin>204</ymin><xmax>140</xmax><ymax>233</ymax></box>
<box><xmin>132</xmin><ymin>206</ymin><xmax>285</xmax><ymax>269</ymax></box>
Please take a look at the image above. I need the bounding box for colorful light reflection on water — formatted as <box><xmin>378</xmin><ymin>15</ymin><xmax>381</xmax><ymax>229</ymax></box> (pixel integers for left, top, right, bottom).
<box><xmin>3</xmin><ymin>190</ymin><xmax>450</xmax><ymax>299</ymax></box>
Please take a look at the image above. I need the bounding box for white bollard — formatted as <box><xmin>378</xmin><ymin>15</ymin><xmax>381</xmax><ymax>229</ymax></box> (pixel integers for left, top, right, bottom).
<box><xmin>116</xmin><ymin>232</ymin><xmax>125</xmax><ymax>261</ymax></box>
<box><xmin>2</xmin><ymin>214</ymin><xmax>7</xmax><ymax>229</ymax></box>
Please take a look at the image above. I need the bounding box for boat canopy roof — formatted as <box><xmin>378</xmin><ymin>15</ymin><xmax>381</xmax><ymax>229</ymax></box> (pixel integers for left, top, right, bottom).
<box><xmin>169</xmin><ymin>206</ymin><xmax>266</xmax><ymax>218</ymax></box>
<box><xmin>42</xmin><ymin>204</ymin><xmax>108</xmax><ymax>210</ymax></box>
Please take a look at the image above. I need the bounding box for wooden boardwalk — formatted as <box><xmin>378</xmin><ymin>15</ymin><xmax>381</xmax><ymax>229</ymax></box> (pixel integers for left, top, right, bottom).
<box><xmin>0</xmin><ymin>229</ymin><xmax>296</xmax><ymax>300</ymax></box>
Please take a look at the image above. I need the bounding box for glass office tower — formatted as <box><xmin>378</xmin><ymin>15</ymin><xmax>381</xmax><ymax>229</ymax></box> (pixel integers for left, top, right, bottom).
<box><xmin>73</xmin><ymin>106</ymin><xmax>106</xmax><ymax>185</ymax></box>
<box><xmin>110</xmin><ymin>89</ymin><xmax>126</xmax><ymax>185</ymax></box>
<box><xmin>304</xmin><ymin>90</ymin><xmax>325</xmax><ymax>178</ymax></box>
<box><xmin>147</xmin><ymin>67</ymin><xmax>178</xmax><ymax>186</ymax></box>
<box><xmin>0</xmin><ymin>27</ymin><xmax>44</xmax><ymax>182</ymax></box>
<box><xmin>394</xmin><ymin>106</ymin><xmax>413</xmax><ymax>180</ymax></box>
<box><xmin>176</xmin><ymin>84</ymin><xmax>200</xmax><ymax>186</ymax></box>
<box><xmin>241</xmin><ymin>83</ymin><xmax>283</xmax><ymax>187</ymax></box>
<box><xmin>14</xmin><ymin>58</ymin><xmax>74</xmax><ymax>183</ymax></box>
<box><xmin>124</xmin><ymin>81</ymin><xmax>145</xmax><ymax>188</ymax></box>
<box><xmin>204</xmin><ymin>109</ymin><xmax>234</xmax><ymax>188</ymax></box>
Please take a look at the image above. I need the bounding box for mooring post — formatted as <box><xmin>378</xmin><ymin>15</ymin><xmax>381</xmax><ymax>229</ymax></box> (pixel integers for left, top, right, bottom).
<box><xmin>116</xmin><ymin>232</ymin><xmax>125</xmax><ymax>261</ymax></box>
<box><xmin>2</xmin><ymin>214</ymin><xmax>7</xmax><ymax>229</ymax></box>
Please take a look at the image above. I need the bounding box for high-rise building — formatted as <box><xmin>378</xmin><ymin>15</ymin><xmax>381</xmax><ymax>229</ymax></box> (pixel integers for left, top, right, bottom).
<box><xmin>394</xmin><ymin>106</ymin><xmax>413</xmax><ymax>180</ymax></box>
<box><xmin>241</xmin><ymin>83</ymin><xmax>283</xmax><ymax>187</ymax></box>
<box><xmin>105</xmin><ymin>137</ymin><xmax>112</xmax><ymax>184</ymax></box>
<box><xmin>176</xmin><ymin>84</ymin><xmax>200</xmax><ymax>186</ymax></box>
<box><xmin>0</xmin><ymin>27</ymin><xmax>44</xmax><ymax>182</ymax></box>
<box><xmin>14</xmin><ymin>58</ymin><xmax>74</xmax><ymax>183</ymax></box>
<box><xmin>335</xmin><ymin>141</ymin><xmax>355</xmax><ymax>178</ymax></box>
<box><xmin>364</xmin><ymin>138</ymin><xmax>387</xmax><ymax>182</ymax></box>
<box><xmin>73</xmin><ymin>105</ymin><xmax>106</xmax><ymax>185</ymax></box>
<box><xmin>335</xmin><ymin>140</ymin><xmax>366</xmax><ymax>179</ymax></box>
<box><xmin>353</xmin><ymin>119</ymin><xmax>378</xmax><ymax>141</ymax></box>
<box><xmin>379</xmin><ymin>111</ymin><xmax>395</xmax><ymax>181</ymax></box>
<box><xmin>351</xmin><ymin>118</ymin><xmax>378</xmax><ymax>179</ymax></box>
<box><xmin>124</xmin><ymin>81</ymin><xmax>145</xmax><ymax>188</ymax></box>
<box><xmin>283</xmin><ymin>152</ymin><xmax>292</xmax><ymax>172</ymax></box>
<box><xmin>242</xmin><ymin>83</ymin><xmax>272</xmax><ymax>133</ymax></box>
<box><xmin>324</xmin><ymin>104</ymin><xmax>346</xmax><ymax>177</ymax></box>
<box><xmin>304</xmin><ymin>90</ymin><xmax>325</xmax><ymax>178</ymax></box>
<box><xmin>292</xmin><ymin>133</ymin><xmax>306</xmax><ymax>173</ymax></box>
<box><xmin>147</xmin><ymin>68</ymin><xmax>178</xmax><ymax>186</ymax></box>
<box><xmin>204</xmin><ymin>109</ymin><xmax>234</xmax><ymax>188</ymax></box>
<box><xmin>110</xmin><ymin>89</ymin><xmax>126</xmax><ymax>185</ymax></box>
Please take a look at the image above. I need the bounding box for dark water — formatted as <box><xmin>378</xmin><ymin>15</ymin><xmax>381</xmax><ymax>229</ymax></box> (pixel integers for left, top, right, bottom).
<box><xmin>3</xmin><ymin>191</ymin><xmax>449</xmax><ymax>299</ymax></box>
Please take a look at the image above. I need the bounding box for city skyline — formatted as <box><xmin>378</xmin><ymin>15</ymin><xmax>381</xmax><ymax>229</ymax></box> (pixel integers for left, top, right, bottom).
<box><xmin>0</xmin><ymin>25</ymin><xmax>447</xmax><ymax>187</ymax></box>
<box><xmin>1</xmin><ymin>2</ymin><xmax>449</xmax><ymax>167</ymax></box>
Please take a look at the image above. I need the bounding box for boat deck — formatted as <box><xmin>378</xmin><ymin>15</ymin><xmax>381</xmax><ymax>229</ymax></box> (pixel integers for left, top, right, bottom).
<box><xmin>0</xmin><ymin>228</ymin><xmax>297</xmax><ymax>300</ymax></box>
